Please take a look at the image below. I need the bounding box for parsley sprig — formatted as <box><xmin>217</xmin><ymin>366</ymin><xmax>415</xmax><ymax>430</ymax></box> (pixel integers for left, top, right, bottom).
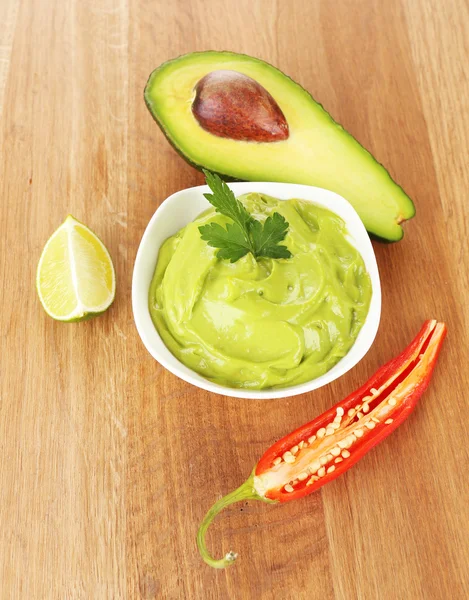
<box><xmin>198</xmin><ymin>170</ymin><xmax>292</xmax><ymax>263</ymax></box>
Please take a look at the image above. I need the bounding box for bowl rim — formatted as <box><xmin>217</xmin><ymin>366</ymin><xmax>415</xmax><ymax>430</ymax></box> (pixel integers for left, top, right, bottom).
<box><xmin>132</xmin><ymin>181</ymin><xmax>381</xmax><ymax>400</ymax></box>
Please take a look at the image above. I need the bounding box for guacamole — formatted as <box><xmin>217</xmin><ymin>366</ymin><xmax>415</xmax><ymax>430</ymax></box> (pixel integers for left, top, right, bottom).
<box><xmin>149</xmin><ymin>193</ymin><xmax>372</xmax><ymax>390</ymax></box>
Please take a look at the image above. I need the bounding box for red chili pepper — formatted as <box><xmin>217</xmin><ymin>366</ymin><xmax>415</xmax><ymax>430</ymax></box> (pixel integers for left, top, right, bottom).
<box><xmin>197</xmin><ymin>320</ymin><xmax>446</xmax><ymax>568</ymax></box>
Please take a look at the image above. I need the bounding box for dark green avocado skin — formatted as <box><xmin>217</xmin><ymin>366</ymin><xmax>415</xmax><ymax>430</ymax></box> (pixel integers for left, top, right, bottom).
<box><xmin>144</xmin><ymin>51</ymin><xmax>415</xmax><ymax>242</ymax></box>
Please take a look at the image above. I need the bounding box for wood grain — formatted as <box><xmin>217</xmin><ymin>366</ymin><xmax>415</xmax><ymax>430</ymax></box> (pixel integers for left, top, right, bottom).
<box><xmin>1</xmin><ymin>0</ymin><xmax>468</xmax><ymax>598</ymax></box>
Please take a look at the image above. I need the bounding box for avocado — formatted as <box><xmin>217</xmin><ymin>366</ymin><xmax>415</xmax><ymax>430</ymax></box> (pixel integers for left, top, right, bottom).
<box><xmin>144</xmin><ymin>51</ymin><xmax>415</xmax><ymax>241</ymax></box>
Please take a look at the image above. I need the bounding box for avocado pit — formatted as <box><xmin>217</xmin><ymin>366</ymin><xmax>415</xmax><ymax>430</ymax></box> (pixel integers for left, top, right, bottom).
<box><xmin>192</xmin><ymin>70</ymin><xmax>289</xmax><ymax>143</ymax></box>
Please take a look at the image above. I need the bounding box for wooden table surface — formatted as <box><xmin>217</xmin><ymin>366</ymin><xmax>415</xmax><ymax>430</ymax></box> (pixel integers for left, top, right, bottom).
<box><xmin>1</xmin><ymin>0</ymin><xmax>468</xmax><ymax>598</ymax></box>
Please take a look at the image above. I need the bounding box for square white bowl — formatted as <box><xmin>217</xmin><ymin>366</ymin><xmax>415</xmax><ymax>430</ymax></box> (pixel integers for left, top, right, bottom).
<box><xmin>132</xmin><ymin>182</ymin><xmax>381</xmax><ymax>399</ymax></box>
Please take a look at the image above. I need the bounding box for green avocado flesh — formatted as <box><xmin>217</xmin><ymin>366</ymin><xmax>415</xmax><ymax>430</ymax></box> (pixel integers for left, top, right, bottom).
<box><xmin>144</xmin><ymin>51</ymin><xmax>415</xmax><ymax>242</ymax></box>
<box><xmin>149</xmin><ymin>193</ymin><xmax>372</xmax><ymax>390</ymax></box>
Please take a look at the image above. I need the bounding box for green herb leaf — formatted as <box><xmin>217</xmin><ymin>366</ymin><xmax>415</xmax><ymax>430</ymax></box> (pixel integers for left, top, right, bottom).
<box><xmin>199</xmin><ymin>222</ymin><xmax>251</xmax><ymax>263</ymax></box>
<box><xmin>250</xmin><ymin>212</ymin><xmax>292</xmax><ymax>259</ymax></box>
<box><xmin>199</xmin><ymin>171</ymin><xmax>293</xmax><ymax>263</ymax></box>
<box><xmin>202</xmin><ymin>170</ymin><xmax>253</xmax><ymax>232</ymax></box>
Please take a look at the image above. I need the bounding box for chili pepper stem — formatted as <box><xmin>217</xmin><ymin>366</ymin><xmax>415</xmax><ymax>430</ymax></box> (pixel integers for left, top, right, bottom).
<box><xmin>196</xmin><ymin>473</ymin><xmax>274</xmax><ymax>569</ymax></box>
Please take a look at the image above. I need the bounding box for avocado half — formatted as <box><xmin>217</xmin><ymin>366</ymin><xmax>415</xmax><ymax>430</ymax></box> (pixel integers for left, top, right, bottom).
<box><xmin>144</xmin><ymin>51</ymin><xmax>415</xmax><ymax>241</ymax></box>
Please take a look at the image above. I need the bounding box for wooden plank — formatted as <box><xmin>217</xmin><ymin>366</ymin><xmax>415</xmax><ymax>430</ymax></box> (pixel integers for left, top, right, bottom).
<box><xmin>0</xmin><ymin>0</ymin><xmax>129</xmax><ymax>596</ymax></box>
<box><xmin>0</xmin><ymin>0</ymin><xmax>19</xmax><ymax>121</ymax></box>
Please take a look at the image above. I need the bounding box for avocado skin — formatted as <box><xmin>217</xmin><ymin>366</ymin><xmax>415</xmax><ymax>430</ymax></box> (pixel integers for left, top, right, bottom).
<box><xmin>144</xmin><ymin>51</ymin><xmax>415</xmax><ymax>242</ymax></box>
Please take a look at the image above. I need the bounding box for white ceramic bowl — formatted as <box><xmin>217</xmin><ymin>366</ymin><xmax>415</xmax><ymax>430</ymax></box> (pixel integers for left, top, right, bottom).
<box><xmin>132</xmin><ymin>182</ymin><xmax>381</xmax><ymax>399</ymax></box>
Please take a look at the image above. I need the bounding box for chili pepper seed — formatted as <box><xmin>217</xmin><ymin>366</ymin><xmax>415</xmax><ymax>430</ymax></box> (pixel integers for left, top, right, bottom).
<box><xmin>385</xmin><ymin>419</ymin><xmax>394</xmax><ymax>424</ymax></box>
<box><xmin>309</xmin><ymin>460</ymin><xmax>321</xmax><ymax>473</ymax></box>
<box><xmin>327</xmin><ymin>466</ymin><xmax>335</xmax><ymax>474</ymax></box>
<box><xmin>336</xmin><ymin>407</ymin><xmax>344</xmax><ymax>417</ymax></box>
<box><xmin>331</xmin><ymin>446</ymin><xmax>341</xmax><ymax>457</ymax></box>
<box><xmin>308</xmin><ymin>435</ymin><xmax>316</xmax><ymax>444</ymax></box>
<box><xmin>273</xmin><ymin>457</ymin><xmax>282</xmax><ymax>466</ymax></box>
<box><xmin>283</xmin><ymin>452</ymin><xmax>295</xmax><ymax>463</ymax></box>
<box><xmin>362</xmin><ymin>404</ymin><xmax>369</xmax><ymax>413</ymax></box>
<box><xmin>326</xmin><ymin>426</ymin><xmax>335</xmax><ymax>436</ymax></box>
<box><xmin>317</xmin><ymin>428</ymin><xmax>326</xmax><ymax>438</ymax></box>
<box><xmin>348</xmin><ymin>409</ymin><xmax>355</xmax><ymax>417</ymax></box>
<box><xmin>388</xmin><ymin>398</ymin><xmax>397</xmax><ymax>406</ymax></box>
<box><xmin>284</xmin><ymin>484</ymin><xmax>294</xmax><ymax>493</ymax></box>
<box><xmin>365</xmin><ymin>421</ymin><xmax>375</xmax><ymax>429</ymax></box>
<box><xmin>317</xmin><ymin>467</ymin><xmax>326</xmax><ymax>477</ymax></box>
<box><xmin>341</xmin><ymin>450</ymin><xmax>350</xmax><ymax>458</ymax></box>
<box><xmin>355</xmin><ymin>428</ymin><xmax>364</xmax><ymax>438</ymax></box>
<box><xmin>335</xmin><ymin>457</ymin><xmax>343</xmax><ymax>464</ymax></box>
<box><xmin>290</xmin><ymin>445</ymin><xmax>299</xmax><ymax>455</ymax></box>
<box><xmin>297</xmin><ymin>472</ymin><xmax>308</xmax><ymax>481</ymax></box>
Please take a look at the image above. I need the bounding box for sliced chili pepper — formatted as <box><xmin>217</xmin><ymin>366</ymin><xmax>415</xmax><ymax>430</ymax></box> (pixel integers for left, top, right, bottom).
<box><xmin>197</xmin><ymin>320</ymin><xmax>446</xmax><ymax>568</ymax></box>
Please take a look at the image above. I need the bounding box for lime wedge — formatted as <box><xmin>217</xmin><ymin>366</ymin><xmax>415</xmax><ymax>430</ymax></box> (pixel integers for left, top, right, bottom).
<box><xmin>36</xmin><ymin>215</ymin><xmax>116</xmax><ymax>321</ymax></box>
